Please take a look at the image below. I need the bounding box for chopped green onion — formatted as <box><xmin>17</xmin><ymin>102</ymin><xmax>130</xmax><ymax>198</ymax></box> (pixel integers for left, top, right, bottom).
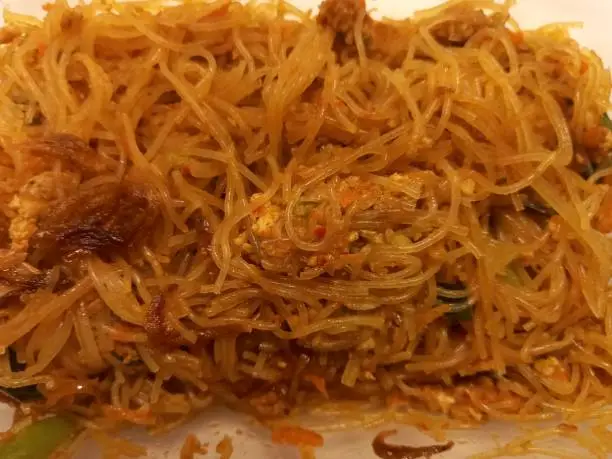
<box><xmin>8</xmin><ymin>348</ymin><xmax>25</xmax><ymax>372</ymax></box>
<box><xmin>584</xmin><ymin>153</ymin><xmax>612</xmax><ymax>184</ymax></box>
<box><xmin>436</xmin><ymin>282</ymin><xmax>469</xmax><ymax>301</ymax></box>
<box><xmin>580</xmin><ymin>160</ymin><xmax>596</xmax><ymax>179</ymax></box>
<box><xmin>1</xmin><ymin>386</ymin><xmax>42</xmax><ymax>403</ymax></box>
<box><xmin>0</xmin><ymin>349</ymin><xmax>43</xmax><ymax>402</ymax></box>
<box><xmin>445</xmin><ymin>302</ymin><xmax>473</xmax><ymax>322</ymax></box>
<box><xmin>436</xmin><ymin>281</ymin><xmax>473</xmax><ymax>322</ymax></box>
<box><xmin>0</xmin><ymin>416</ymin><xmax>77</xmax><ymax>459</ymax></box>
<box><xmin>524</xmin><ymin>200</ymin><xmax>555</xmax><ymax>217</ymax></box>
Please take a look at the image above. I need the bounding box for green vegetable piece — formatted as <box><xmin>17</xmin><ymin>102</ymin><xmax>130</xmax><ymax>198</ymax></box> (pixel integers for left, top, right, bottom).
<box><xmin>524</xmin><ymin>200</ymin><xmax>555</xmax><ymax>217</ymax></box>
<box><xmin>1</xmin><ymin>386</ymin><xmax>43</xmax><ymax>402</ymax></box>
<box><xmin>446</xmin><ymin>302</ymin><xmax>473</xmax><ymax>322</ymax></box>
<box><xmin>580</xmin><ymin>161</ymin><xmax>595</xmax><ymax>179</ymax></box>
<box><xmin>0</xmin><ymin>416</ymin><xmax>77</xmax><ymax>459</ymax></box>
<box><xmin>436</xmin><ymin>282</ymin><xmax>469</xmax><ymax>303</ymax></box>
<box><xmin>601</xmin><ymin>113</ymin><xmax>612</xmax><ymax>131</ymax></box>
<box><xmin>599</xmin><ymin>154</ymin><xmax>612</xmax><ymax>171</ymax></box>
<box><xmin>2</xmin><ymin>348</ymin><xmax>43</xmax><ymax>402</ymax></box>
<box><xmin>436</xmin><ymin>281</ymin><xmax>473</xmax><ymax>322</ymax></box>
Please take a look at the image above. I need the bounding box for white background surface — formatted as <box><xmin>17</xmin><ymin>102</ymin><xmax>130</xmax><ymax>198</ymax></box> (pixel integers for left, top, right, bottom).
<box><xmin>0</xmin><ymin>0</ymin><xmax>611</xmax><ymax>457</ymax></box>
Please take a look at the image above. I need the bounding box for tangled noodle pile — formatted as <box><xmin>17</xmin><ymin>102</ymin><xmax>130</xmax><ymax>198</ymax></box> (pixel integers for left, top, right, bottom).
<box><xmin>0</xmin><ymin>0</ymin><xmax>612</xmax><ymax>456</ymax></box>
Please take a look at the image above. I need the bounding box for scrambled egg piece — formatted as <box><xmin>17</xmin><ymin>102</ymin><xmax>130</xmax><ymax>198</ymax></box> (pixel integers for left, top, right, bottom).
<box><xmin>460</xmin><ymin>178</ymin><xmax>476</xmax><ymax>195</ymax></box>
<box><xmin>334</xmin><ymin>176</ymin><xmax>381</xmax><ymax>208</ymax></box>
<box><xmin>8</xmin><ymin>171</ymin><xmax>79</xmax><ymax>251</ymax></box>
<box><xmin>435</xmin><ymin>391</ymin><xmax>457</xmax><ymax>415</ymax></box>
<box><xmin>250</xmin><ymin>194</ymin><xmax>283</xmax><ymax>239</ymax></box>
<box><xmin>534</xmin><ymin>356</ymin><xmax>566</xmax><ymax>378</ymax></box>
<box><xmin>8</xmin><ymin>201</ymin><xmax>39</xmax><ymax>252</ymax></box>
<box><xmin>240</xmin><ymin>175</ymin><xmax>418</xmax><ymax>272</ymax></box>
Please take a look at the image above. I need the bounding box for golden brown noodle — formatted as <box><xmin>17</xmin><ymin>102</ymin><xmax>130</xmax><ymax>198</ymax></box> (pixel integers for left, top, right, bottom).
<box><xmin>0</xmin><ymin>0</ymin><xmax>612</xmax><ymax>456</ymax></box>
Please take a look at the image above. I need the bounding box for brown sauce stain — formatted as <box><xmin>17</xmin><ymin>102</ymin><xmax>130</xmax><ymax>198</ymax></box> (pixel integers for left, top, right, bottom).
<box><xmin>372</xmin><ymin>430</ymin><xmax>454</xmax><ymax>459</ymax></box>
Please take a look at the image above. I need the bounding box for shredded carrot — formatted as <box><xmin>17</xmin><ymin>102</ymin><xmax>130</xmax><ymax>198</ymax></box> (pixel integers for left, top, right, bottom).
<box><xmin>104</xmin><ymin>324</ymin><xmax>146</xmax><ymax>342</ymax></box>
<box><xmin>580</xmin><ymin>59</ymin><xmax>589</xmax><ymax>75</ymax></box>
<box><xmin>312</xmin><ymin>225</ymin><xmax>326</xmax><ymax>239</ymax></box>
<box><xmin>208</xmin><ymin>3</ymin><xmax>230</xmax><ymax>19</ymax></box>
<box><xmin>271</xmin><ymin>425</ymin><xmax>324</xmax><ymax>448</ymax></box>
<box><xmin>304</xmin><ymin>374</ymin><xmax>328</xmax><ymax>398</ymax></box>
<box><xmin>101</xmin><ymin>405</ymin><xmax>157</xmax><ymax>425</ymax></box>
<box><xmin>338</xmin><ymin>190</ymin><xmax>359</xmax><ymax>208</ymax></box>
<box><xmin>595</xmin><ymin>189</ymin><xmax>612</xmax><ymax>233</ymax></box>
<box><xmin>583</xmin><ymin>125</ymin><xmax>607</xmax><ymax>149</ymax></box>
<box><xmin>509</xmin><ymin>30</ymin><xmax>523</xmax><ymax>45</ymax></box>
<box><xmin>0</xmin><ymin>28</ymin><xmax>19</xmax><ymax>45</ymax></box>
<box><xmin>386</xmin><ymin>392</ymin><xmax>408</xmax><ymax>408</ymax></box>
<box><xmin>215</xmin><ymin>435</ymin><xmax>234</xmax><ymax>459</ymax></box>
<box><xmin>551</xmin><ymin>368</ymin><xmax>569</xmax><ymax>382</ymax></box>
<box><xmin>37</xmin><ymin>43</ymin><xmax>47</xmax><ymax>56</ymax></box>
<box><xmin>0</xmin><ymin>431</ymin><xmax>15</xmax><ymax>442</ymax></box>
<box><xmin>42</xmin><ymin>379</ymin><xmax>94</xmax><ymax>406</ymax></box>
<box><xmin>180</xmin><ymin>433</ymin><xmax>208</xmax><ymax>459</ymax></box>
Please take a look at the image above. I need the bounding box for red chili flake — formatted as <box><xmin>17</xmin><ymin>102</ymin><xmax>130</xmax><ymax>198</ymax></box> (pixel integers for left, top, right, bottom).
<box><xmin>181</xmin><ymin>165</ymin><xmax>191</xmax><ymax>176</ymax></box>
<box><xmin>313</xmin><ymin>225</ymin><xmax>326</xmax><ymax>239</ymax></box>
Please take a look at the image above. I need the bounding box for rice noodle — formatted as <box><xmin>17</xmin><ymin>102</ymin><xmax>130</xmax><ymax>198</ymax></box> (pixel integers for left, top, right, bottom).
<box><xmin>0</xmin><ymin>0</ymin><xmax>611</xmax><ymax>458</ymax></box>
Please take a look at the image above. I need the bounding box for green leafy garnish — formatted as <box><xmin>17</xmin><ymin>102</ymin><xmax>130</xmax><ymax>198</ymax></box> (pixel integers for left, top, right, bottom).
<box><xmin>0</xmin><ymin>416</ymin><xmax>77</xmax><ymax>459</ymax></box>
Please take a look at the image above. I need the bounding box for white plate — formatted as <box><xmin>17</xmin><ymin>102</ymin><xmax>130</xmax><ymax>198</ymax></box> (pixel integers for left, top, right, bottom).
<box><xmin>0</xmin><ymin>0</ymin><xmax>610</xmax><ymax>457</ymax></box>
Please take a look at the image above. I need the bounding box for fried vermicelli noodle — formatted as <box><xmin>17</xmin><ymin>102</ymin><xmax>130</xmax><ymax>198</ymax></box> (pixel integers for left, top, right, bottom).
<box><xmin>1</xmin><ymin>0</ymin><xmax>612</xmax><ymax>454</ymax></box>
